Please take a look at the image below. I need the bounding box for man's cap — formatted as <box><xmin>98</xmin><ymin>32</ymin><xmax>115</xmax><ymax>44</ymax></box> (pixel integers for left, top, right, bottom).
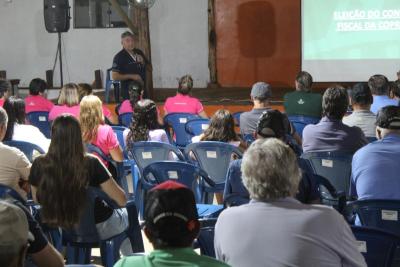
<box><xmin>0</xmin><ymin>200</ymin><xmax>34</xmax><ymax>251</ymax></box>
<box><xmin>147</xmin><ymin>181</ymin><xmax>197</xmax><ymax>225</ymax></box>
<box><xmin>256</xmin><ymin>110</ymin><xmax>286</xmax><ymax>138</ymax></box>
<box><xmin>145</xmin><ymin>181</ymin><xmax>198</xmax><ymax>238</ymax></box>
<box><xmin>376</xmin><ymin>105</ymin><xmax>400</xmax><ymax>130</ymax></box>
<box><xmin>121</xmin><ymin>31</ymin><xmax>135</xmax><ymax>39</ymax></box>
<box><xmin>251</xmin><ymin>82</ymin><xmax>272</xmax><ymax>99</ymax></box>
<box><xmin>0</xmin><ymin>79</ymin><xmax>11</xmax><ymax>93</ymax></box>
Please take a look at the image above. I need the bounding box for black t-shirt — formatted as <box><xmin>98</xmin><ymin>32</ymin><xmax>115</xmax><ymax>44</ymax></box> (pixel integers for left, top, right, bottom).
<box><xmin>29</xmin><ymin>154</ymin><xmax>114</xmax><ymax>223</ymax></box>
<box><xmin>112</xmin><ymin>48</ymin><xmax>146</xmax><ymax>93</ymax></box>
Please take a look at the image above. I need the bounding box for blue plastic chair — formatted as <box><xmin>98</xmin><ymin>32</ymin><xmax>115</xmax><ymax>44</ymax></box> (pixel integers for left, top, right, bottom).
<box><xmin>347</xmin><ymin>199</ymin><xmax>400</xmax><ymax>236</ymax></box>
<box><xmin>163</xmin><ymin>113</ymin><xmax>201</xmax><ymax>148</ymax></box>
<box><xmin>139</xmin><ymin>161</ymin><xmax>222</xmax><ymax>219</ymax></box>
<box><xmin>26</xmin><ymin>111</ymin><xmax>51</xmax><ymax>138</ymax></box>
<box><xmin>185</xmin><ymin>118</ymin><xmax>210</xmax><ymax>137</ymax></box>
<box><xmin>86</xmin><ymin>144</ymin><xmax>127</xmax><ymax>193</ymax></box>
<box><xmin>127</xmin><ymin>141</ymin><xmax>185</xmax><ymax>193</ymax></box>
<box><xmin>287</xmin><ymin>115</ymin><xmax>320</xmax><ymax>137</ymax></box>
<box><xmin>118</xmin><ymin>113</ymin><xmax>133</xmax><ymax>127</ymax></box>
<box><xmin>195</xmin><ymin>218</ymin><xmax>218</xmax><ymax>258</ymax></box>
<box><xmin>4</xmin><ymin>140</ymin><xmax>45</xmax><ymax>162</ymax></box>
<box><xmin>232</xmin><ymin>111</ymin><xmax>243</xmax><ymax>127</ymax></box>
<box><xmin>63</xmin><ymin>187</ymin><xmax>144</xmax><ymax>267</ymax></box>
<box><xmin>301</xmin><ymin>151</ymin><xmax>353</xmax><ymax>198</ymax></box>
<box><xmin>185</xmin><ymin>141</ymin><xmax>243</xmax><ymax>203</ymax></box>
<box><xmin>351</xmin><ymin>226</ymin><xmax>400</xmax><ymax>267</ymax></box>
<box><xmin>0</xmin><ymin>183</ymin><xmax>25</xmax><ymax>204</ymax></box>
<box><xmin>105</xmin><ymin>68</ymin><xmax>121</xmax><ymax>103</ymax></box>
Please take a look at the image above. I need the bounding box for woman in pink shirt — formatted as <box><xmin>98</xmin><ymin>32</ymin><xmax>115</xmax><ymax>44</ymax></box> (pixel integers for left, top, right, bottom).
<box><xmin>0</xmin><ymin>79</ymin><xmax>10</xmax><ymax>107</ymax></box>
<box><xmin>163</xmin><ymin>75</ymin><xmax>208</xmax><ymax>118</ymax></box>
<box><xmin>48</xmin><ymin>83</ymin><xmax>80</xmax><ymax>121</ymax></box>
<box><xmin>25</xmin><ymin>78</ymin><xmax>54</xmax><ymax>113</ymax></box>
<box><xmin>117</xmin><ymin>82</ymin><xmax>143</xmax><ymax>115</ymax></box>
<box><xmin>80</xmin><ymin>95</ymin><xmax>123</xmax><ymax>168</ymax></box>
<box><xmin>78</xmin><ymin>83</ymin><xmax>114</xmax><ymax>123</ymax></box>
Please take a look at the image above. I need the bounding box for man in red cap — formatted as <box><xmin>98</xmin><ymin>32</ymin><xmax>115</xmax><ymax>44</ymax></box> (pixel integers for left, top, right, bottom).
<box><xmin>114</xmin><ymin>180</ymin><xmax>228</xmax><ymax>267</ymax></box>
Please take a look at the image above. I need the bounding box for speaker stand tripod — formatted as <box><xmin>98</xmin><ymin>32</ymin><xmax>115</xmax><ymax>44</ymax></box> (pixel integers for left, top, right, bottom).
<box><xmin>57</xmin><ymin>32</ymin><xmax>64</xmax><ymax>87</ymax></box>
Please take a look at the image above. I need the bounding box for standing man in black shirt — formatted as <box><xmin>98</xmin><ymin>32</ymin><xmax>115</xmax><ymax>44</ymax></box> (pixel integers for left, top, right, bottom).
<box><xmin>112</xmin><ymin>31</ymin><xmax>149</xmax><ymax>101</ymax></box>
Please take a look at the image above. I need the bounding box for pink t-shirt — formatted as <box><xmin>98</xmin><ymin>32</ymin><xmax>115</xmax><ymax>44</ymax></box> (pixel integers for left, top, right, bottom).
<box><xmin>118</xmin><ymin>100</ymin><xmax>133</xmax><ymax>114</ymax></box>
<box><xmin>25</xmin><ymin>95</ymin><xmax>54</xmax><ymax>113</ymax></box>
<box><xmin>91</xmin><ymin>124</ymin><xmax>120</xmax><ymax>165</ymax></box>
<box><xmin>164</xmin><ymin>94</ymin><xmax>204</xmax><ymax>115</ymax></box>
<box><xmin>0</xmin><ymin>98</ymin><xmax>4</xmax><ymax>107</ymax></box>
<box><xmin>48</xmin><ymin>105</ymin><xmax>80</xmax><ymax>121</ymax></box>
<box><xmin>102</xmin><ymin>105</ymin><xmax>112</xmax><ymax>120</ymax></box>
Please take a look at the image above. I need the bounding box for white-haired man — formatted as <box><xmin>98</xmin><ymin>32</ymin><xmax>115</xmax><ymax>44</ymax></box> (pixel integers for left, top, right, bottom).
<box><xmin>215</xmin><ymin>138</ymin><xmax>366</xmax><ymax>267</ymax></box>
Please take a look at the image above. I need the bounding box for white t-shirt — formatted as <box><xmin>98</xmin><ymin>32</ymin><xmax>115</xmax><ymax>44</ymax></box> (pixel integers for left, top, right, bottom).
<box><xmin>13</xmin><ymin>123</ymin><xmax>50</xmax><ymax>152</ymax></box>
<box><xmin>0</xmin><ymin>143</ymin><xmax>31</xmax><ymax>198</ymax></box>
<box><xmin>123</xmin><ymin>128</ymin><xmax>170</xmax><ymax>147</ymax></box>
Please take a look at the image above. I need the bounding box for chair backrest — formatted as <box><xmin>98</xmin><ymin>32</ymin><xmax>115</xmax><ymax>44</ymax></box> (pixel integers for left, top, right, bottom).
<box><xmin>351</xmin><ymin>226</ymin><xmax>400</xmax><ymax>267</ymax></box>
<box><xmin>128</xmin><ymin>141</ymin><xmax>185</xmax><ymax>174</ymax></box>
<box><xmin>348</xmin><ymin>199</ymin><xmax>400</xmax><ymax>237</ymax></box>
<box><xmin>142</xmin><ymin>161</ymin><xmax>214</xmax><ymax>203</ymax></box>
<box><xmin>0</xmin><ymin>183</ymin><xmax>26</xmax><ymax>204</ymax></box>
<box><xmin>232</xmin><ymin>111</ymin><xmax>243</xmax><ymax>127</ymax></box>
<box><xmin>288</xmin><ymin>115</ymin><xmax>320</xmax><ymax>137</ymax></box>
<box><xmin>26</xmin><ymin>111</ymin><xmax>51</xmax><ymax>138</ymax></box>
<box><xmin>111</xmin><ymin>126</ymin><xmax>127</xmax><ymax>151</ymax></box>
<box><xmin>185</xmin><ymin>141</ymin><xmax>243</xmax><ymax>187</ymax></box>
<box><xmin>4</xmin><ymin>140</ymin><xmax>45</xmax><ymax>162</ymax></box>
<box><xmin>163</xmin><ymin>113</ymin><xmax>201</xmax><ymax>147</ymax></box>
<box><xmin>185</xmin><ymin>118</ymin><xmax>210</xmax><ymax>137</ymax></box>
<box><xmin>301</xmin><ymin>151</ymin><xmax>353</xmax><ymax>197</ymax></box>
<box><xmin>118</xmin><ymin>113</ymin><xmax>133</xmax><ymax>128</ymax></box>
<box><xmin>63</xmin><ymin>187</ymin><xmax>101</xmax><ymax>244</ymax></box>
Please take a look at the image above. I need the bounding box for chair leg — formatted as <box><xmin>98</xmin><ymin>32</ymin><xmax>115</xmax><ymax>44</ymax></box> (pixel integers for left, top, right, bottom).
<box><xmin>126</xmin><ymin>201</ymin><xmax>145</xmax><ymax>253</ymax></box>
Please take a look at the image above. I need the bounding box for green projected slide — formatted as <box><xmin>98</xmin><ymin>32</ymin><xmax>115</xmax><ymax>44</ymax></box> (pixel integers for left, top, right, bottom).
<box><xmin>303</xmin><ymin>0</ymin><xmax>400</xmax><ymax>60</ymax></box>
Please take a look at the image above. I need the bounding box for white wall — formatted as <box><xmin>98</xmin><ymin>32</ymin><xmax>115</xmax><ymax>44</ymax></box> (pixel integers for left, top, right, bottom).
<box><xmin>0</xmin><ymin>0</ymin><xmax>209</xmax><ymax>88</ymax></box>
<box><xmin>149</xmin><ymin>0</ymin><xmax>209</xmax><ymax>88</ymax></box>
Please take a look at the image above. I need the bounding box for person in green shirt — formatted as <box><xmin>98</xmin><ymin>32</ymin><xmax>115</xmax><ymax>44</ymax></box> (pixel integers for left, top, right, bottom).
<box><xmin>283</xmin><ymin>71</ymin><xmax>322</xmax><ymax>118</ymax></box>
<box><xmin>114</xmin><ymin>180</ymin><xmax>229</xmax><ymax>267</ymax></box>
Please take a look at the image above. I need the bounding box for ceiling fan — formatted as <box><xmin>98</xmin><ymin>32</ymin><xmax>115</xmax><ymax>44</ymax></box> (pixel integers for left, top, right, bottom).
<box><xmin>127</xmin><ymin>0</ymin><xmax>156</xmax><ymax>9</ymax></box>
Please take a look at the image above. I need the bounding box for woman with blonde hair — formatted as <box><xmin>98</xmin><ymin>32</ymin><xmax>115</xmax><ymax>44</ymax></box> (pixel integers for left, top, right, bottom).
<box><xmin>78</xmin><ymin>83</ymin><xmax>114</xmax><ymax>123</ymax></box>
<box><xmin>48</xmin><ymin>83</ymin><xmax>80</xmax><ymax>121</ymax></box>
<box><xmin>80</xmin><ymin>95</ymin><xmax>123</xmax><ymax>168</ymax></box>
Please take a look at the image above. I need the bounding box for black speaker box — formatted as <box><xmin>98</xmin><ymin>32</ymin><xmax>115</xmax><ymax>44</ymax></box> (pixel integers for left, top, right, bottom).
<box><xmin>44</xmin><ymin>0</ymin><xmax>70</xmax><ymax>33</ymax></box>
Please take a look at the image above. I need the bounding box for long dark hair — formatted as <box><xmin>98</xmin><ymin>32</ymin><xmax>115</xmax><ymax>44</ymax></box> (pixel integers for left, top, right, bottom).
<box><xmin>3</xmin><ymin>96</ymin><xmax>26</xmax><ymax>141</ymax></box>
<box><xmin>37</xmin><ymin>115</ymin><xmax>88</xmax><ymax>229</ymax></box>
<box><xmin>126</xmin><ymin>99</ymin><xmax>159</xmax><ymax>148</ymax></box>
<box><xmin>201</xmin><ymin>109</ymin><xmax>239</xmax><ymax>142</ymax></box>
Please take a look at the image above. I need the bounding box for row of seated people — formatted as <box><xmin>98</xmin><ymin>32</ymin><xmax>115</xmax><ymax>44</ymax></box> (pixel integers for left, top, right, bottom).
<box><xmin>0</xmin><ymin>108</ymin><xmax>369</xmax><ymax>267</ymax></box>
<box><xmin>0</xmin><ymin>110</ymin><xmax>231</xmax><ymax>267</ymax></box>
<box><xmin>0</xmin><ymin>71</ymin><xmax>398</xmax><ymax>265</ymax></box>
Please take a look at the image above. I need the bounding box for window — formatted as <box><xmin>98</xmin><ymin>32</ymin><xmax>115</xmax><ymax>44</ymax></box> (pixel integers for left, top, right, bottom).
<box><xmin>74</xmin><ymin>0</ymin><xmax>132</xmax><ymax>28</ymax></box>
